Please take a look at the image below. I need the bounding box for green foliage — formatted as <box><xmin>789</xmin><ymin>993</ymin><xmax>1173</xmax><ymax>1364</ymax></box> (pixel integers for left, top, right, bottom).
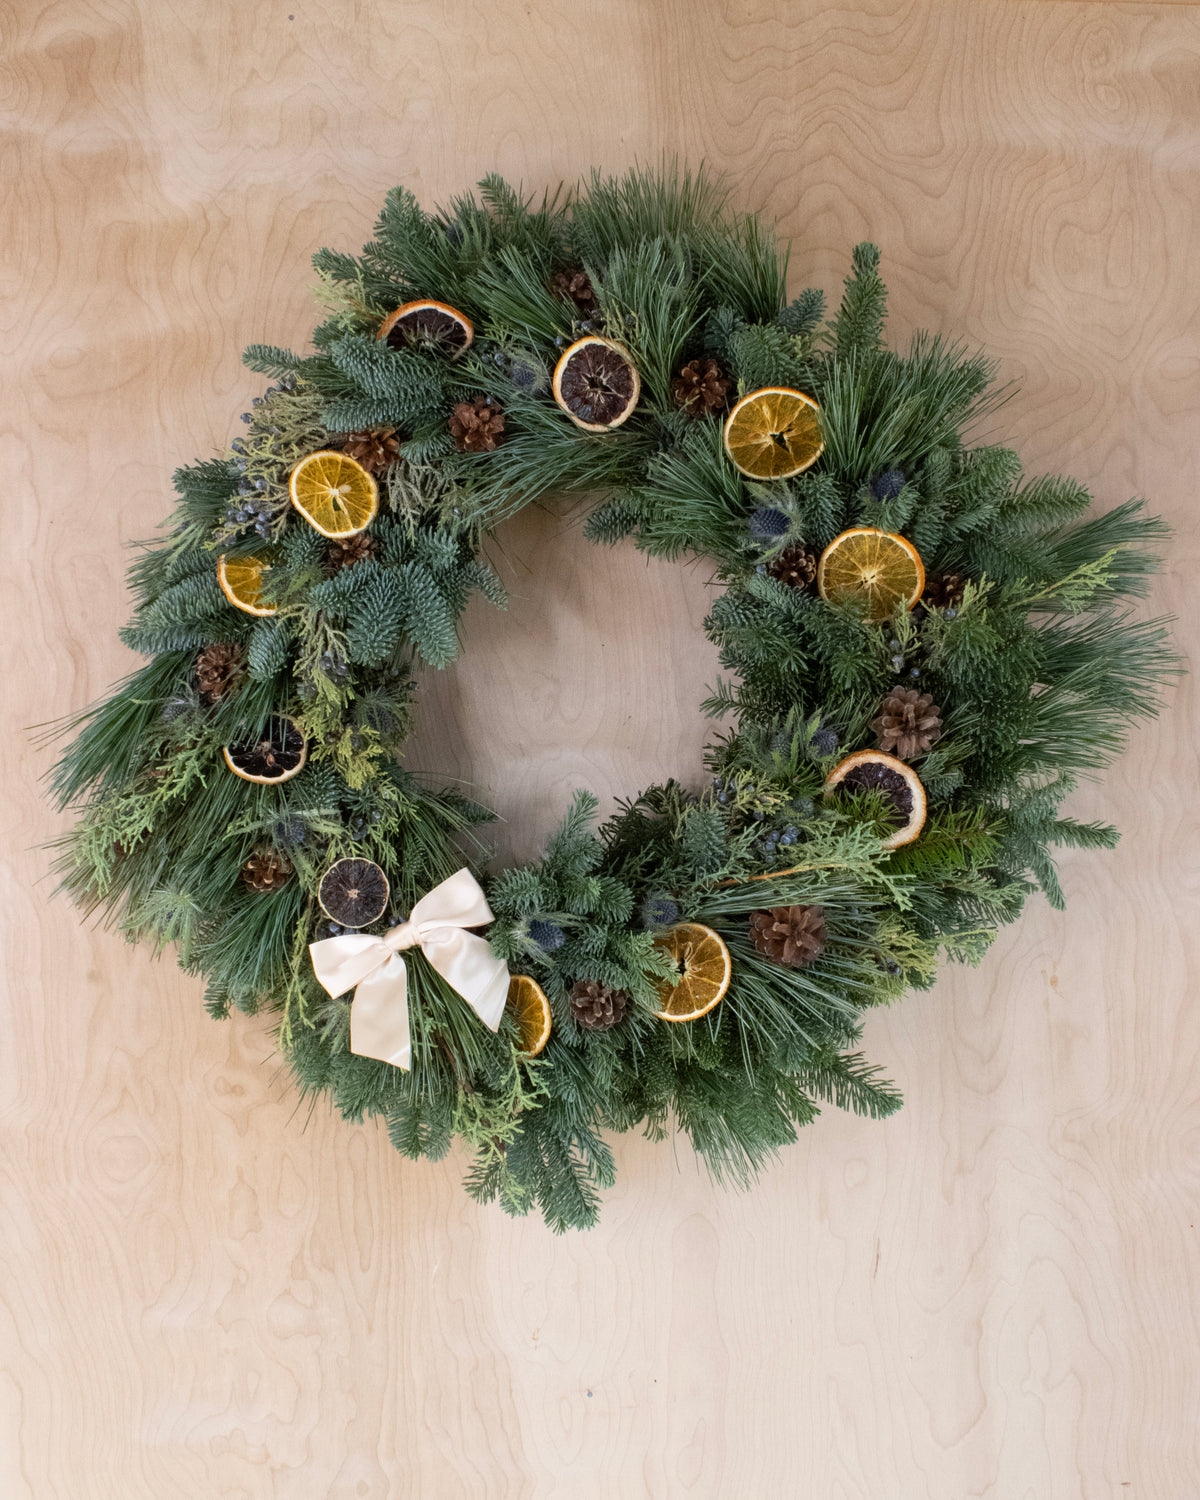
<box><xmin>776</xmin><ymin>286</ymin><xmax>825</xmax><ymax>339</ymax></box>
<box><xmin>120</xmin><ymin>562</ymin><xmax>232</xmax><ymax>656</ymax></box>
<box><xmin>305</xmin><ymin>523</ymin><xmax>502</xmax><ymax>671</ymax></box>
<box><xmin>247</xmin><ymin>618</ymin><xmax>293</xmax><ymax>682</ymax></box>
<box><xmin>728</xmin><ymin>321</ymin><xmax>810</xmax><ymax>392</ymax></box>
<box><xmin>593</xmin><ymin>238</ymin><xmax>702</xmax><ymax>407</ymax></box>
<box><xmin>630</xmin><ymin>418</ymin><xmax>748</xmax><ymax>559</ymax></box>
<box><xmin>48</xmin><ymin>167</ymin><xmax>1177</xmax><ymax>1231</ymax></box>
<box><xmin>830</xmin><ymin>242</ymin><xmax>886</xmax><ymax>358</ymax></box>
<box><xmin>810</xmin><ymin>335</ymin><xmax>1001</xmax><ymax>484</ymax></box>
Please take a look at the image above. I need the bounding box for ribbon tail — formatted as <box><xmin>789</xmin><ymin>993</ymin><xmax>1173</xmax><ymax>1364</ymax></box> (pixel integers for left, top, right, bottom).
<box><xmin>422</xmin><ymin>926</ymin><xmax>510</xmax><ymax>1034</ymax></box>
<box><xmin>469</xmin><ymin>951</ymin><xmax>510</xmax><ymax>1032</ymax></box>
<box><xmin>348</xmin><ymin>951</ymin><xmax>413</xmax><ymax>1071</ymax></box>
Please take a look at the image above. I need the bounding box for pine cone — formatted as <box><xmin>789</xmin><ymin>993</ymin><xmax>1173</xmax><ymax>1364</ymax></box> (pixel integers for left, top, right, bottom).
<box><xmin>448</xmin><ymin>396</ymin><xmax>505</xmax><ymax>453</ymax></box>
<box><xmin>241</xmin><ymin>847</ymin><xmax>293</xmax><ymax>893</ymax></box>
<box><xmin>671</xmin><ymin>357</ymin><xmax>731</xmax><ymax>417</ymax></box>
<box><xmin>922</xmin><ymin>572</ymin><xmax>967</xmax><ymax>611</ymax></box>
<box><xmin>325</xmin><ymin>531</ymin><xmax>377</xmax><ymax>574</ymax></box>
<box><xmin>342</xmin><ymin>427</ymin><xmax>400</xmax><ymax>473</ymax></box>
<box><xmin>195</xmin><ymin>643</ymin><xmax>246</xmax><ymax>702</ymax></box>
<box><xmin>872</xmin><ymin>687</ymin><xmax>942</xmax><ymax>760</ymax></box>
<box><xmin>765</xmin><ymin>543</ymin><xmax>818</xmax><ymax>590</ymax></box>
<box><xmin>749</xmin><ymin>905</ymin><xmax>826</xmax><ymax>969</ymax></box>
<box><xmin>570</xmin><ymin>979</ymin><xmax>628</xmax><ymax>1032</ymax></box>
<box><xmin>551</xmin><ymin>269</ymin><xmax>597</xmax><ymax>310</ymax></box>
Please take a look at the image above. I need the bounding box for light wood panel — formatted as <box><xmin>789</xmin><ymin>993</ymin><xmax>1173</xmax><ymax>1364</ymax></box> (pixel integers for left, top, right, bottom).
<box><xmin>3</xmin><ymin>1</ymin><xmax>1198</xmax><ymax>1496</ymax></box>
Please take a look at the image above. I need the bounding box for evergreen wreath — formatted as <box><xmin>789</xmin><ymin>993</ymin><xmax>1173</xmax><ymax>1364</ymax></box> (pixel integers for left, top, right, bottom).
<box><xmin>50</xmin><ymin>167</ymin><xmax>1177</xmax><ymax>1231</ymax></box>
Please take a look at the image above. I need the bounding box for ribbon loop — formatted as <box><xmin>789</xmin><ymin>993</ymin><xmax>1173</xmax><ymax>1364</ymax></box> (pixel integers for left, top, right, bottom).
<box><xmin>308</xmin><ymin>868</ymin><xmax>509</xmax><ymax>1071</ymax></box>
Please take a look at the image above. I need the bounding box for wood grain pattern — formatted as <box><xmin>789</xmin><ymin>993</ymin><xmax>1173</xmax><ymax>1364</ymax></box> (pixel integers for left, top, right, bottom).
<box><xmin>3</xmin><ymin>1</ymin><xmax>1198</xmax><ymax>1495</ymax></box>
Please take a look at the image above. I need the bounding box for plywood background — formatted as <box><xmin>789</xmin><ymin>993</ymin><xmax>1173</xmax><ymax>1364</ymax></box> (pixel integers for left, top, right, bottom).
<box><xmin>3</xmin><ymin>1</ymin><xmax>1198</xmax><ymax>1495</ymax></box>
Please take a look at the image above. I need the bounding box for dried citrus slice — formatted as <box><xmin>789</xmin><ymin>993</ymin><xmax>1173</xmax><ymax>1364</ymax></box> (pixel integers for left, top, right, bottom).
<box><xmin>651</xmin><ymin>923</ymin><xmax>732</xmax><ymax>1022</ymax></box>
<box><xmin>222</xmin><ymin>716</ymin><xmax>307</xmax><ymax>785</ymax></box>
<box><xmin>288</xmin><ymin>451</ymin><xmax>379</xmax><ymax>539</ymax></box>
<box><xmin>824</xmin><ymin>749</ymin><xmax>927</xmax><ymax>849</ymax></box>
<box><xmin>318</xmin><ymin>858</ymin><xmax>390</xmax><ymax>928</ymax></box>
<box><xmin>508</xmin><ymin>974</ymin><xmax>552</xmax><ymax>1057</ymax></box>
<box><xmin>817</xmin><ymin>528</ymin><xmax>925</xmax><ymax>623</ymax></box>
<box><xmin>552</xmin><ymin>337</ymin><xmax>641</xmax><ymax>432</ymax></box>
<box><xmin>217</xmin><ymin>553</ymin><xmax>276</xmax><ymax>617</ymax></box>
<box><xmin>377</xmin><ymin>299</ymin><xmax>474</xmax><ymax>357</ymax></box>
<box><xmin>722</xmin><ymin>387</ymin><xmax>823</xmax><ymax>479</ymax></box>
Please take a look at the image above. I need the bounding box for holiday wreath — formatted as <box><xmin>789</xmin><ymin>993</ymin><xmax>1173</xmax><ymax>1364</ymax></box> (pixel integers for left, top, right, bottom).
<box><xmin>51</xmin><ymin>168</ymin><xmax>1175</xmax><ymax>1230</ymax></box>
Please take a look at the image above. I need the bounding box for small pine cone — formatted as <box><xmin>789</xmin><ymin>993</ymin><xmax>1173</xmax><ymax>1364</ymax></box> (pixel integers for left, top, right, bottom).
<box><xmin>342</xmin><ymin>427</ymin><xmax>400</xmax><ymax>473</ymax></box>
<box><xmin>872</xmin><ymin>687</ymin><xmax>943</xmax><ymax>760</ymax></box>
<box><xmin>671</xmin><ymin>357</ymin><xmax>731</xmax><ymax>417</ymax></box>
<box><xmin>570</xmin><ymin>979</ymin><xmax>628</xmax><ymax>1032</ymax></box>
<box><xmin>922</xmin><ymin>572</ymin><xmax>967</xmax><ymax>611</ymax></box>
<box><xmin>449</xmin><ymin>396</ymin><xmax>506</xmax><ymax>453</ymax></box>
<box><xmin>325</xmin><ymin>531</ymin><xmax>377</xmax><ymax>574</ymax></box>
<box><xmin>749</xmin><ymin>905</ymin><xmax>826</xmax><ymax>969</ymax></box>
<box><xmin>766</xmin><ymin>543</ymin><xmax>818</xmax><ymax>590</ymax></box>
<box><xmin>551</xmin><ymin>268</ymin><xmax>597</xmax><ymax>310</ymax></box>
<box><xmin>195</xmin><ymin>642</ymin><xmax>246</xmax><ymax>702</ymax></box>
<box><xmin>241</xmin><ymin>846</ymin><xmax>293</xmax><ymax>894</ymax></box>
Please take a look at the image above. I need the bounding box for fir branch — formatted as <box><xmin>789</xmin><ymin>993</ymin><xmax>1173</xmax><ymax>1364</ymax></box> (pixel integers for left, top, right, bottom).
<box><xmin>830</xmin><ymin>242</ymin><xmax>886</xmax><ymax>359</ymax></box>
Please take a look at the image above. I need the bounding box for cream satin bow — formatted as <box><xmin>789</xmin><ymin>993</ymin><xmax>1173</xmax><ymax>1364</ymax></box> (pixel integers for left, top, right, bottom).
<box><xmin>308</xmin><ymin>868</ymin><xmax>509</xmax><ymax>1071</ymax></box>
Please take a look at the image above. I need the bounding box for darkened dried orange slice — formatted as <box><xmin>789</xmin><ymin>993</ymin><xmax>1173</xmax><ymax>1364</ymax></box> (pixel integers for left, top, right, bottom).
<box><xmin>824</xmin><ymin>749</ymin><xmax>927</xmax><ymax>849</ymax></box>
<box><xmin>507</xmin><ymin>974</ymin><xmax>552</xmax><ymax>1057</ymax></box>
<box><xmin>651</xmin><ymin>923</ymin><xmax>732</xmax><ymax>1022</ymax></box>
<box><xmin>817</xmin><ymin>528</ymin><xmax>924</xmax><ymax>623</ymax></box>
<box><xmin>222</xmin><ymin>716</ymin><xmax>307</xmax><ymax>785</ymax></box>
<box><xmin>722</xmin><ymin>387</ymin><xmax>823</xmax><ymax>479</ymax></box>
<box><xmin>377</xmin><ymin>300</ymin><xmax>474</xmax><ymax>357</ymax></box>
<box><xmin>552</xmin><ymin>337</ymin><xmax>641</xmax><ymax>432</ymax></box>
<box><xmin>317</xmin><ymin>858</ymin><xmax>390</xmax><ymax>928</ymax></box>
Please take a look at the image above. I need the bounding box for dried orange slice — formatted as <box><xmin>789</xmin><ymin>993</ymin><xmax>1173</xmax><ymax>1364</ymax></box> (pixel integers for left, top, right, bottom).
<box><xmin>318</xmin><ymin>858</ymin><xmax>390</xmax><ymax>928</ymax></box>
<box><xmin>722</xmin><ymin>387</ymin><xmax>823</xmax><ymax>479</ymax></box>
<box><xmin>217</xmin><ymin>553</ymin><xmax>276</xmax><ymax>617</ymax></box>
<box><xmin>817</xmin><ymin>528</ymin><xmax>925</xmax><ymax>623</ymax></box>
<box><xmin>824</xmin><ymin>749</ymin><xmax>926</xmax><ymax>850</ymax></box>
<box><xmin>651</xmin><ymin>923</ymin><xmax>732</xmax><ymax>1022</ymax></box>
<box><xmin>222</xmin><ymin>716</ymin><xmax>307</xmax><ymax>785</ymax></box>
<box><xmin>377</xmin><ymin>299</ymin><xmax>474</xmax><ymax>357</ymax></box>
<box><xmin>288</xmin><ymin>452</ymin><xmax>379</xmax><ymax>539</ymax></box>
<box><xmin>552</xmin><ymin>337</ymin><xmax>641</xmax><ymax>432</ymax></box>
<box><xmin>507</xmin><ymin>974</ymin><xmax>552</xmax><ymax>1057</ymax></box>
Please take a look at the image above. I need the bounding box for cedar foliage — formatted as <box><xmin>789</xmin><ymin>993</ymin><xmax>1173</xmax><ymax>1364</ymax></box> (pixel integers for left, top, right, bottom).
<box><xmin>49</xmin><ymin>167</ymin><xmax>1177</xmax><ymax>1229</ymax></box>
